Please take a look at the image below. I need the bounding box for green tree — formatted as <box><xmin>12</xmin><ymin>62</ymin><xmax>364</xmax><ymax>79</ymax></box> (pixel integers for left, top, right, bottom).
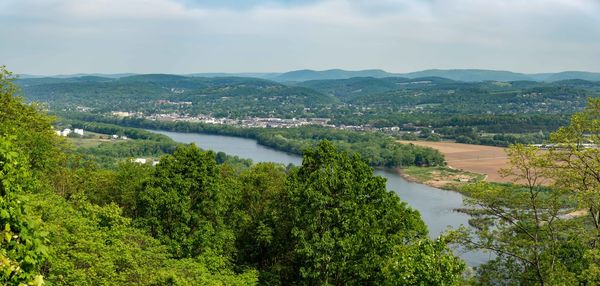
<box><xmin>280</xmin><ymin>141</ymin><xmax>463</xmax><ymax>285</ymax></box>
<box><xmin>135</xmin><ymin>144</ymin><xmax>236</xmax><ymax>259</ymax></box>
<box><xmin>546</xmin><ymin>97</ymin><xmax>600</xmax><ymax>283</ymax></box>
<box><xmin>22</xmin><ymin>188</ymin><xmax>258</xmax><ymax>286</ymax></box>
<box><xmin>235</xmin><ymin>163</ymin><xmax>288</xmax><ymax>284</ymax></box>
<box><xmin>549</xmin><ymin>98</ymin><xmax>600</xmax><ymax>241</ymax></box>
<box><xmin>0</xmin><ymin>136</ymin><xmax>46</xmax><ymax>285</ymax></box>
<box><xmin>0</xmin><ymin>66</ymin><xmax>60</xmax><ymax>178</ymax></box>
<box><xmin>453</xmin><ymin>144</ymin><xmax>587</xmax><ymax>285</ymax></box>
<box><xmin>382</xmin><ymin>238</ymin><xmax>465</xmax><ymax>286</ymax></box>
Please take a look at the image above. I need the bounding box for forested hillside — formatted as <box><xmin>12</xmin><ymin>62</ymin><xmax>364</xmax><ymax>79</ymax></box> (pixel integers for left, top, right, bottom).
<box><xmin>17</xmin><ymin>74</ymin><xmax>600</xmax><ymax>148</ymax></box>
<box><xmin>1</xmin><ymin>67</ymin><xmax>464</xmax><ymax>285</ymax></box>
<box><xmin>17</xmin><ymin>75</ymin><xmax>337</xmax><ymax>118</ymax></box>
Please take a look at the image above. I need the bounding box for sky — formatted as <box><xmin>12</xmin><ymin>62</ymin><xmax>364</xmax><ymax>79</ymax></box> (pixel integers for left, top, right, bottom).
<box><xmin>1</xmin><ymin>0</ymin><xmax>599</xmax><ymax>75</ymax></box>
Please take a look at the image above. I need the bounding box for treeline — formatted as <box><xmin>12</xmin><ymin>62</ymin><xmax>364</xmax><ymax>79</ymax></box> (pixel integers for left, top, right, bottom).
<box><xmin>58</xmin><ymin>112</ymin><xmax>446</xmax><ymax>167</ymax></box>
<box><xmin>1</xmin><ymin>67</ymin><xmax>464</xmax><ymax>285</ymax></box>
<box><xmin>60</xmin><ymin>119</ymin><xmax>252</xmax><ymax>169</ymax></box>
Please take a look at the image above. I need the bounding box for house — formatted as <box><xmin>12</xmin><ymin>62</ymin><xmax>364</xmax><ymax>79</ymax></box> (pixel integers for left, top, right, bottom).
<box><xmin>74</xmin><ymin>128</ymin><xmax>84</xmax><ymax>136</ymax></box>
<box><xmin>61</xmin><ymin>128</ymin><xmax>72</xmax><ymax>136</ymax></box>
<box><xmin>112</xmin><ymin>111</ymin><xmax>131</xmax><ymax>117</ymax></box>
<box><xmin>112</xmin><ymin>134</ymin><xmax>119</xmax><ymax>139</ymax></box>
<box><xmin>133</xmin><ymin>158</ymin><xmax>147</xmax><ymax>164</ymax></box>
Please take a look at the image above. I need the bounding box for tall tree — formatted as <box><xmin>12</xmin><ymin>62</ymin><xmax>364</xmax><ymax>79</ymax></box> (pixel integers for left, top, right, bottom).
<box><xmin>549</xmin><ymin>98</ymin><xmax>600</xmax><ymax>241</ymax></box>
<box><xmin>454</xmin><ymin>99</ymin><xmax>600</xmax><ymax>285</ymax></box>
<box><xmin>135</xmin><ymin>144</ymin><xmax>236</xmax><ymax>259</ymax></box>
<box><xmin>546</xmin><ymin>97</ymin><xmax>600</xmax><ymax>284</ymax></box>
<box><xmin>280</xmin><ymin>141</ymin><xmax>463</xmax><ymax>285</ymax></box>
<box><xmin>0</xmin><ymin>66</ymin><xmax>60</xmax><ymax>177</ymax></box>
<box><xmin>454</xmin><ymin>144</ymin><xmax>581</xmax><ymax>285</ymax></box>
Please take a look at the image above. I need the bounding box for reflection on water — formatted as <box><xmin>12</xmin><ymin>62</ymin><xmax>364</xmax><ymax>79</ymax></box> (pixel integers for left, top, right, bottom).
<box><xmin>150</xmin><ymin>129</ymin><xmax>491</xmax><ymax>266</ymax></box>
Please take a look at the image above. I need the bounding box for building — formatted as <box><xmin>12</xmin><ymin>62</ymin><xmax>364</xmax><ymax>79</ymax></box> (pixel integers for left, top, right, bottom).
<box><xmin>74</xmin><ymin>128</ymin><xmax>84</xmax><ymax>136</ymax></box>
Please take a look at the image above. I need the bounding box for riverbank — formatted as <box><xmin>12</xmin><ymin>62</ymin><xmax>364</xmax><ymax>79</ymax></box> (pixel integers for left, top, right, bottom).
<box><xmin>60</xmin><ymin>113</ymin><xmax>446</xmax><ymax>168</ymax></box>
<box><xmin>397</xmin><ymin>166</ymin><xmax>485</xmax><ymax>190</ymax></box>
<box><xmin>398</xmin><ymin>140</ymin><xmax>511</xmax><ymax>183</ymax></box>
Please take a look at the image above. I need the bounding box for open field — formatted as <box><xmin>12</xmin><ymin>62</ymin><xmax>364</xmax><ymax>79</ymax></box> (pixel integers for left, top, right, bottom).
<box><xmin>65</xmin><ymin>131</ymin><xmax>116</xmax><ymax>148</ymax></box>
<box><xmin>398</xmin><ymin>140</ymin><xmax>511</xmax><ymax>183</ymax></box>
<box><xmin>67</xmin><ymin>137</ymin><xmax>113</xmax><ymax>148</ymax></box>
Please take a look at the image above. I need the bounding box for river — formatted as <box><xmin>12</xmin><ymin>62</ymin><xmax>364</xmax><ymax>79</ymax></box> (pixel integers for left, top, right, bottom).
<box><xmin>150</xmin><ymin>129</ymin><xmax>490</xmax><ymax>266</ymax></box>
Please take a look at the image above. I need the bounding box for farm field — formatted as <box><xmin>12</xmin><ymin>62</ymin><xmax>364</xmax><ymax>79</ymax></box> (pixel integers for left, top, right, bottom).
<box><xmin>398</xmin><ymin>140</ymin><xmax>511</xmax><ymax>183</ymax></box>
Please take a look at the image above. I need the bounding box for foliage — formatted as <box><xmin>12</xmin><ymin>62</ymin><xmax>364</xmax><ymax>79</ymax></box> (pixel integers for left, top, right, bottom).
<box><xmin>19</xmin><ymin>73</ymin><xmax>600</xmax><ymax>149</ymax></box>
<box><xmin>453</xmin><ymin>144</ymin><xmax>581</xmax><ymax>284</ymax></box>
<box><xmin>453</xmin><ymin>99</ymin><xmax>600</xmax><ymax>285</ymax></box>
<box><xmin>382</xmin><ymin>238</ymin><xmax>465</xmax><ymax>286</ymax></box>
<box><xmin>134</xmin><ymin>144</ymin><xmax>238</xmax><ymax>259</ymax></box>
<box><xmin>548</xmin><ymin>98</ymin><xmax>600</xmax><ymax>241</ymax></box>
<box><xmin>58</xmin><ymin>113</ymin><xmax>446</xmax><ymax>168</ymax></box>
<box><xmin>0</xmin><ymin>66</ymin><xmax>61</xmax><ymax>178</ymax></box>
<box><xmin>234</xmin><ymin>163</ymin><xmax>288</xmax><ymax>283</ymax></box>
<box><xmin>18</xmin><ymin>75</ymin><xmax>337</xmax><ymax>118</ymax></box>
<box><xmin>23</xmin><ymin>190</ymin><xmax>258</xmax><ymax>286</ymax></box>
<box><xmin>274</xmin><ymin>141</ymin><xmax>463</xmax><ymax>285</ymax></box>
<box><xmin>0</xmin><ymin>136</ymin><xmax>46</xmax><ymax>285</ymax></box>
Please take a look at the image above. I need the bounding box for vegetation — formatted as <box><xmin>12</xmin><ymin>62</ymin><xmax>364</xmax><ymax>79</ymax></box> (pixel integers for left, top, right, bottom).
<box><xmin>17</xmin><ymin>74</ymin><xmax>600</xmax><ymax>148</ymax></box>
<box><xmin>57</xmin><ymin>112</ymin><xmax>446</xmax><ymax>168</ymax></box>
<box><xmin>54</xmin><ymin>119</ymin><xmax>252</xmax><ymax>169</ymax></box>
<box><xmin>2</xmin><ymin>67</ymin><xmax>465</xmax><ymax>285</ymax></box>
<box><xmin>451</xmin><ymin>98</ymin><xmax>600</xmax><ymax>285</ymax></box>
<box><xmin>7</xmin><ymin>65</ymin><xmax>600</xmax><ymax>284</ymax></box>
<box><xmin>401</xmin><ymin>166</ymin><xmax>484</xmax><ymax>189</ymax></box>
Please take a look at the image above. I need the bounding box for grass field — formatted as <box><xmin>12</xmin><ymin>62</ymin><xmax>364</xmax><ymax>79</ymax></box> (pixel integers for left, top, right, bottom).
<box><xmin>65</xmin><ymin>131</ymin><xmax>116</xmax><ymax>148</ymax></box>
<box><xmin>399</xmin><ymin>140</ymin><xmax>511</xmax><ymax>183</ymax></box>
<box><xmin>67</xmin><ymin>137</ymin><xmax>113</xmax><ymax>148</ymax></box>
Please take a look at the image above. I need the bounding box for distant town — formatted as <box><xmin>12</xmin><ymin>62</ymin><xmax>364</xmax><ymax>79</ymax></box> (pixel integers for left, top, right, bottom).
<box><xmin>110</xmin><ymin>111</ymin><xmax>432</xmax><ymax>135</ymax></box>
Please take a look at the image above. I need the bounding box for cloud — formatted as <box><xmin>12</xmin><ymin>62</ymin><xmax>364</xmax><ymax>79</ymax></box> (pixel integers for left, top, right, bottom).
<box><xmin>0</xmin><ymin>0</ymin><xmax>599</xmax><ymax>74</ymax></box>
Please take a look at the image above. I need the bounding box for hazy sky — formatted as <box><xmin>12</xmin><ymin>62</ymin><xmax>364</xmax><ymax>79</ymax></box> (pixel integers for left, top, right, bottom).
<box><xmin>1</xmin><ymin>0</ymin><xmax>599</xmax><ymax>75</ymax></box>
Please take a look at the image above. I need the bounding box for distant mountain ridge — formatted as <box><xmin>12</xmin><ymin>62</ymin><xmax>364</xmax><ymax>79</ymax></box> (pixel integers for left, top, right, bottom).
<box><xmin>19</xmin><ymin>73</ymin><xmax>136</xmax><ymax>79</ymax></box>
<box><xmin>271</xmin><ymin>69</ymin><xmax>392</xmax><ymax>82</ymax></box>
<box><xmin>272</xmin><ymin>69</ymin><xmax>600</xmax><ymax>82</ymax></box>
<box><xmin>18</xmin><ymin>69</ymin><xmax>600</xmax><ymax>83</ymax></box>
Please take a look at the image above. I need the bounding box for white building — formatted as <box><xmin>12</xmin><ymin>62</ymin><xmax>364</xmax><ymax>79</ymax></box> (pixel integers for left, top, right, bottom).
<box><xmin>133</xmin><ymin>158</ymin><xmax>147</xmax><ymax>164</ymax></box>
<box><xmin>61</xmin><ymin>128</ymin><xmax>72</xmax><ymax>137</ymax></box>
<box><xmin>74</xmin><ymin>128</ymin><xmax>84</xmax><ymax>136</ymax></box>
